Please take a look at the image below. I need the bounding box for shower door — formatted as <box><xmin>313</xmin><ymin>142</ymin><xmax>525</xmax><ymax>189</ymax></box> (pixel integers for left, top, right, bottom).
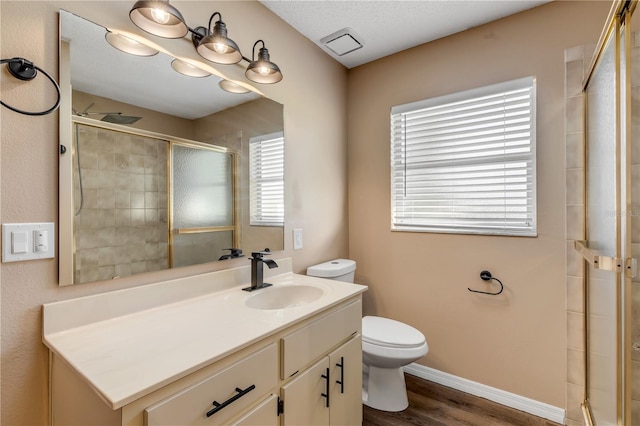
<box><xmin>170</xmin><ymin>142</ymin><xmax>237</xmax><ymax>267</ymax></box>
<box><xmin>579</xmin><ymin>2</ymin><xmax>636</xmax><ymax>424</ymax></box>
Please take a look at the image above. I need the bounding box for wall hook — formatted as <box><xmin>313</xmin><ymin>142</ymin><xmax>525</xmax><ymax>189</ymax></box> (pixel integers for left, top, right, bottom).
<box><xmin>468</xmin><ymin>270</ymin><xmax>504</xmax><ymax>295</ymax></box>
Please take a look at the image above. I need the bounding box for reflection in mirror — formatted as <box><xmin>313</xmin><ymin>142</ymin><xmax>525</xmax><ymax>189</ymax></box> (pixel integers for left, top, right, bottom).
<box><xmin>171</xmin><ymin>142</ymin><xmax>235</xmax><ymax>268</ymax></box>
<box><xmin>59</xmin><ymin>10</ymin><xmax>285</xmax><ymax>285</ymax></box>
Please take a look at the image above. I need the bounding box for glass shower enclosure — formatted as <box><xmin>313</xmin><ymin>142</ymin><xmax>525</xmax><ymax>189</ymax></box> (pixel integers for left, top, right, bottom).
<box><xmin>70</xmin><ymin>120</ymin><xmax>237</xmax><ymax>284</ymax></box>
<box><xmin>577</xmin><ymin>1</ymin><xmax>638</xmax><ymax>424</ymax></box>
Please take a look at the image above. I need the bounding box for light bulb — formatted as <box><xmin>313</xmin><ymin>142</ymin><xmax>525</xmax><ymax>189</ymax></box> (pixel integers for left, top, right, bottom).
<box><xmin>213</xmin><ymin>42</ymin><xmax>230</xmax><ymax>54</ymax></box>
<box><xmin>150</xmin><ymin>8</ymin><xmax>171</xmax><ymax>24</ymax></box>
<box><xmin>258</xmin><ymin>65</ymin><xmax>271</xmax><ymax>76</ymax></box>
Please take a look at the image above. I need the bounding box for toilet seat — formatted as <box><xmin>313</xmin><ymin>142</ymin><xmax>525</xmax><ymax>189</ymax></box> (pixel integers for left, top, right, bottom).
<box><xmin>362</xmin><ymin>316</ymin><xmax>425</xmax><ymax>349</ymax></box>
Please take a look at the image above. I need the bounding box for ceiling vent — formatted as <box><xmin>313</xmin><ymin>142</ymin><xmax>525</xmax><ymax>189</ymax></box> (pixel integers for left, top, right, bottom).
<box><xmin>320</xmin><ymin>28</ymin><xmax>363</xmax><ymax>56</ymax></box>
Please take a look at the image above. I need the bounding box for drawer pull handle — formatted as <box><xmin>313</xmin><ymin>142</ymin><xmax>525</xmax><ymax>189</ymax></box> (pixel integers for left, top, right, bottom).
<box><xmin>336</xmin><ymin>357</ymin><xmax>345</xmax><ymax>394</ymax></box>
<box><xmin>206</xmin><ymin>384</ymin><xmax>256</xmax><ymax>418</ymax></box>
<box><xmin>321</xmin><ymin>368</ymin><xmax>330</xmax><ymax>408</ymax></box>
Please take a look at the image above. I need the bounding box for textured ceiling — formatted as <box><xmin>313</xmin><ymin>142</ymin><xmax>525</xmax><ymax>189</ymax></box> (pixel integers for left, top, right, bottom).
<box><xmin>260</xmin><ymin>1</ymin><xmax>552</xmax><ymax>69</ymax></box>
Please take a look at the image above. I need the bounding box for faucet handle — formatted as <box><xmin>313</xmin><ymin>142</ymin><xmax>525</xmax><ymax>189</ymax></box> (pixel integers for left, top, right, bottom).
<box><xmin>223</xmin><ymin>248</ymin><xmax>244</xmax><ymax>258</ymax></box>
<box><xmin>250</xmin><ymin>250</ymin><xmax>271</xmax><ymax>259</ymax></box>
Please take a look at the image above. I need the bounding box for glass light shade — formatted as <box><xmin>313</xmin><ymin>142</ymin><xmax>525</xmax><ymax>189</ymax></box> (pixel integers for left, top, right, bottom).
<box><xmin>105</xmin><ymin>31</ymin><xmax>159</xmax><ymax>57</ymax></box>
<box><xmin>245</xmin><ymin>47</ymin><xmax>283</xmax><ymax>84</ymax></box>
<box><xmin>129</xmin><ymin>0</ymin><xmax>188</xmax><ymax>39</ymax></box>
<box><xmin>171</xmin><ymin>59</ymin><xmax>211</xmax><ymax>77</ymax></box>
<box><xmin>218</xmin><ymin>80</ymin><xmax>251</xmax><ymax>94</ymax></box>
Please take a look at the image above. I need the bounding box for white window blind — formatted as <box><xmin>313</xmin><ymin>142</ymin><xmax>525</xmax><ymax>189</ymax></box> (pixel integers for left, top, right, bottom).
<box><xmin>250</xmin><ymin>132</ymin><xmax>284</xmax><ymax>226</ymax></box>
<box><xmin>391</xmin><ymin>76</ymin><xmax>537</xmax><ymax>236</ymax></box>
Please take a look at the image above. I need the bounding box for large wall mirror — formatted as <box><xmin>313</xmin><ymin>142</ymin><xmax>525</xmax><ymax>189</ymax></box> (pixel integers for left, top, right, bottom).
<box><xmin>58</xmin><ymin>10</ymin><xmax>285</xmax><ymax>286</ymax></box>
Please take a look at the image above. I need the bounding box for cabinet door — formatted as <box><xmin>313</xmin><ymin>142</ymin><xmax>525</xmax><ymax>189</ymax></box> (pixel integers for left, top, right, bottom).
<box><xmin>281</xmin><ymin>357</ymin><xmax>330</xmax><ymax>426</ymax></box>
<box><xmin>230</xmin><ymin>394</ymin><xmax>279</xmax><ymax>426</ymax></box>
<box><xmin>329</xmin><ymin>336</ymin><xmax>362</xmax><ymax>426</ymax></box>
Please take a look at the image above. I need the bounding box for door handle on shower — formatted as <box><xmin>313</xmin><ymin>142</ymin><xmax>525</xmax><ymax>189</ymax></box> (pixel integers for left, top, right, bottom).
<box><xmin>573</xmin><ymin>240</ymin><xmax>636</xmax><ymax>277</ymax></box>
<box><xmin>574</xmin><ymin>240</ymin><xmax>620</xmax><ymax>272</ymax></box>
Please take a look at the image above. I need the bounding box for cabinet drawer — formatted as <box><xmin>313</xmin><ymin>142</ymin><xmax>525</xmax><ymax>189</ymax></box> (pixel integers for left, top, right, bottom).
<box><xmin>145</xmin><ymin>343</ymin><xmax>278</xmax><ymax>426</ymax></box>
<box><xmin>229</xmin><ymin>394</ymin><xmax>279</xmax><ymax>426</ymax></box>
<box><xmin>281</xmin><ymin>299</ymin><xmax>361</xmax><ymax>379</ymax></box>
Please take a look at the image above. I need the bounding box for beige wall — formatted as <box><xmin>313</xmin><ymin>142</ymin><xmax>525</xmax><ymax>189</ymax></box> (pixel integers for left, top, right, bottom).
<box><xmin>0</xmin><ymin>1</ymin><xmax>347</xmax><ymax>424</ymax></box>
<box><xmin>347</xmin><ymin>0</ymin><xmax>609</xmax><ymax>409</ymax></box>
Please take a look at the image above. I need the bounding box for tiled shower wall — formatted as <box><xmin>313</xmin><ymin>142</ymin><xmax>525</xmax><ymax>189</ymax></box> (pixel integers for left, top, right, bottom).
<box><xmin>565</xmin><ymin>40</ymin><xmax>640</xmax><ymax>425</ymax></box>
<box><xmin>73</xmin><ymin>124</ymin><xmax>168</xmax><ymax>284</ymax></box>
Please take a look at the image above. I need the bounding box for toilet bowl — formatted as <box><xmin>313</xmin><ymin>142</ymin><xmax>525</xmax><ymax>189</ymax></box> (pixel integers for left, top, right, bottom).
<box><xmin>306</xmin><ymin>259</ymin><xmax>429</xmax><ymax>413</ymax></box>
<box><xmin>362</xmin><ymin>316</ymin><xmax>428</xmax><ymax>412</ymax></box>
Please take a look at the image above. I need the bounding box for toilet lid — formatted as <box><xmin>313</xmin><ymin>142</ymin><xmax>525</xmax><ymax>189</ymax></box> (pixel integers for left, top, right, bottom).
<box><xmin>362</xmin><ymin>316</ymin><xmax>425</xmax><ymax>348</ymax></box>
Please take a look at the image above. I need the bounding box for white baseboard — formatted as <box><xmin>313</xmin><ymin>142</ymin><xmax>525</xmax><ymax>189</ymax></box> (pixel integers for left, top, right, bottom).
<box><xmin>403</xmin><ymin>363</ymin><xmax>566</xmax><ymax>424</ymax></box>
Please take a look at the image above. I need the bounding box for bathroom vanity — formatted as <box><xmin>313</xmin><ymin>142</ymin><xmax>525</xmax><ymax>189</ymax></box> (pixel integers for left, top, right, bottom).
<box><xmin>43</xmin><ymin>259</ymin><xmax>367</xmax><ymax>425</ymax></box>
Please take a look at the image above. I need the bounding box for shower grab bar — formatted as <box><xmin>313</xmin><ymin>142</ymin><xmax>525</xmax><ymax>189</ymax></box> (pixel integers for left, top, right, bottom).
<box><xmin>573</xmin><ymin>240</ymin><xmax>637</xmax><ymax>277</ymax></box>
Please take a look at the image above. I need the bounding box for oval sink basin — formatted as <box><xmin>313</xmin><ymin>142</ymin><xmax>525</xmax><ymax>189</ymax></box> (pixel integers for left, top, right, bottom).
<box><xmin>245</xmin><ymin>285</ymin><xmax>324</xmax><ymax>310</ymax></box>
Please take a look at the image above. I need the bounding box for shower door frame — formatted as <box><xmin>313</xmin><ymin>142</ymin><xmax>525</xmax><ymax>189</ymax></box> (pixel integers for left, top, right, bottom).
<box><xmin>578</xmin><ymin>1</ymin><xmax>635</xmax><ymax>424</ymax></box>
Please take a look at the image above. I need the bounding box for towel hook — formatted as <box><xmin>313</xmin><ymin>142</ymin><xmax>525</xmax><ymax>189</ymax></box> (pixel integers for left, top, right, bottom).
<box><xmin>468</xmin><ymin>270</ymin><xmax>504</xmax><ymax>295</ymax></box>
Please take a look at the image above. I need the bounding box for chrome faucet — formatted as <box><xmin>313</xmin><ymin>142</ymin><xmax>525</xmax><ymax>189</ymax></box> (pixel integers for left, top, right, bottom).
<box><xmin>243</xmin><ymin>250</ymin><xmax>278</xmax><ymax>292</ymax></box>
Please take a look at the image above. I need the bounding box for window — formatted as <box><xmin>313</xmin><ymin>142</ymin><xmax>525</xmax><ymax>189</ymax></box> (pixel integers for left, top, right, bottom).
<box><xmin>249</xmin><ymin>132</ymin><xmax>285</xmax><ymax>226</ymax></box>
<box><xmin>391</xmin><ymin>77</ymin><xmax>536</xmax><ymax>236</ymax></box>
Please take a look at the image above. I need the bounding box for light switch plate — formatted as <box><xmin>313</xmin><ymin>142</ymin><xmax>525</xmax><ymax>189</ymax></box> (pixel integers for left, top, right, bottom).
<box><xmin>293</xmin><ymin>228</ymin><xmax>303</xmax><ymax>250</ymax></box>
<box><xmin>2</xmin><ymin>223</ymin><xmax>55</xmax><ymax>262</ymax></box>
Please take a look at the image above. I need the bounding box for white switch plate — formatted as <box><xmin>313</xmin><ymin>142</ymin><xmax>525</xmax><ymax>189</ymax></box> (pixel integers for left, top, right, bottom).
<box><xmin>2</xmin><ymin>223</ymin><xmax>55</xmax><ymax>262</ymax></box>
<box><xmin>293</xmin><ymin>228</ymin><xmax>303</xmax><ymax>250</ymax></box>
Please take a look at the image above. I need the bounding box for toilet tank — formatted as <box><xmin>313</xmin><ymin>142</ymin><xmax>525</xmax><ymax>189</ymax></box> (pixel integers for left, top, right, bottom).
<box><xmin>306</xmin><ymin>259</ymin><xmax>356</xmax><ymax>283</ymax></box>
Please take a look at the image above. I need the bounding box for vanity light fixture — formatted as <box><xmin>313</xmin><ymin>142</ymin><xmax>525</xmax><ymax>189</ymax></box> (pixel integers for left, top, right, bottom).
<box><xmin>245</xmin><ymin>40</ymin><xmax>283</xmax><ymax>84</ymax></box>
<box><xmin>129</xmin><ymin>0</ymin><xmax>188</xmax><ymax>39</ymax></box>
<box><xmin>128</xmin><ymin>1</ymin><xmax>283</xmax><ymax>84</ymax></box>
<box><xmin>170</xmin><ymin>59</ymin><xmax>211</xmax><ymax>77</ymax></box>
<box><xmin>105</xmin><ymin>31</ymin><xmax>159</xmax><ymax>57</ymax></box>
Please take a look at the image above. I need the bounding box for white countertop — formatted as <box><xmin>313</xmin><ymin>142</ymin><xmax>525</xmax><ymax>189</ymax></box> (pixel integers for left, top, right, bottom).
<box><xmin>43</xmin><ymin>267</ymin><xmax>366</xmax><ymax>410</ymax></box>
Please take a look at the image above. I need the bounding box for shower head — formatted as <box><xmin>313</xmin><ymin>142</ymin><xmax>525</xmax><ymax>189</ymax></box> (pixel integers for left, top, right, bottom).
<box><xmin>73</xmin><ymin>103</ymin><xmax>142</xmax><ymax>125</ymax></box>
<box><xmin>100</xmin><ymin>113</ymin><xmax>142</xmax><ymax>125</ymax></box>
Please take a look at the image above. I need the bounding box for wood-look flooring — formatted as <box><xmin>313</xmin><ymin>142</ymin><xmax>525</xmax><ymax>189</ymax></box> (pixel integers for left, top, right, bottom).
<box><xmin>362</xmin><ymin>374</ymin><xmax>562</xmax><ymax>426</ymax></box>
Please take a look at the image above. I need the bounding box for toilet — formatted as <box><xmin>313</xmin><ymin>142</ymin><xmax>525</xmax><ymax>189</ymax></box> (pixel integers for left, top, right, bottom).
<box><xmin>306</xmin><ymin>259</ymin><xmax>429</xmax><ymax>412</ymax></box>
